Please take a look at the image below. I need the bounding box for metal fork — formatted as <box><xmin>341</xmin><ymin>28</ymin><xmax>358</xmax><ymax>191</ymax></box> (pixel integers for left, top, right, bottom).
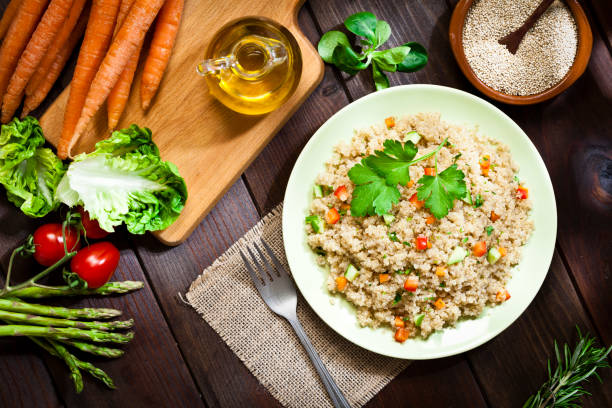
<box><xmin>240</xmin><ymin>240</ymin><xmax>351</xmax><ymax>408</ymax></box>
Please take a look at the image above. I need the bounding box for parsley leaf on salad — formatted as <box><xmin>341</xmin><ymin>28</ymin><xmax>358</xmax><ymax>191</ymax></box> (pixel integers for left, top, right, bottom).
<box><xmin>348</xmin><ymin>135</ymin><xmax>467</xmax><ymax>219</ymax></box>
<box><xmin>348</xmin><ymin>163</ymin><xmax>400</xmax><ymax>216</ymax></box>
<box><xmin>364</xmin><ymin>140</ymin><xmax>417</xmax><ymax>186</ymax></box>
<box><xmin>417</xmin><ymin>164</ymin><xmax>467</xmax><ymax>219</ymax></box>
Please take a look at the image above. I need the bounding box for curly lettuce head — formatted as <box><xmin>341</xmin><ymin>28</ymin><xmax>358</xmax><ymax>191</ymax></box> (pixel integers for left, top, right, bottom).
<box><xmin>56</xmin><ymin>125</ymin><xmax>187</xmax><ymax>234</ymax></box>
<box><xmin>0</xmin><ymin>117</ymin><xmax>65</xmax><ymax>217</ymax></box>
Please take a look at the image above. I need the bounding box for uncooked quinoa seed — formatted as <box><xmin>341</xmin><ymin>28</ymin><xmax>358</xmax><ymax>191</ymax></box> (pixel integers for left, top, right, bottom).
<box><xmin>463</xmin><ymin>0</ymin><xmax>578</xmax><ymax>96</ymax></box>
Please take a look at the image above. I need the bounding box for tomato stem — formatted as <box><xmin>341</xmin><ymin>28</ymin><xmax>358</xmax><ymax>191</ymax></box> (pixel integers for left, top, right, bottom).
<box><xmin>0</xmin><ymin>251</ymin><xmax>77</xmax><ymax>298</ymax></box>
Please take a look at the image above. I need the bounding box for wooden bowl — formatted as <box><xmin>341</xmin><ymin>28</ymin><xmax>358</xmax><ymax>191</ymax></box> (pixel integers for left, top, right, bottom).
<box><xmin>449</xmin><ymin>0</ymin><xmax>593</xmax><ymax>105</ymax></box>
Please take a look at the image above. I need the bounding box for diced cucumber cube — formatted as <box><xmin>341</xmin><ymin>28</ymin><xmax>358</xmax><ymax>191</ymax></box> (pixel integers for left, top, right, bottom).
<box><xmin>305</xmin><ymin>215</ymin><xmax>324</xmax><ymax>233</ymax></box>
<box><xmin>345</xmin><ymin>264</ymin><xmax>359</xmax><ymax>281</ymax></box>
<box><xmin>448</xmin><ymin>246</ymin><xmax>468</xmax><ymax>264</ymax></box>
<box><xmin>405</xmin><ymin>131</ymin><xmax>421</xmax><ymax>145</ymax></box>
<box><xmin>313</xmin><ymin>184</ymin><xmax>323</xmax><ymax>198</ymax></box>
<box><xmin>382</xmin><ymin>213</ymin><xmax>395</xmax><ymax>225</ymax></box>
<box><xmin>414</xmin><ymin>313</ymin><xmax>425</xmax><ymax>327</ymax></box>
<box><xmin>461</xmin><ymin>191</ymin><xmax>473</xmax><ymax>205</ymax></box>
<box><xmin>487</xmin><ymin>247</ymin><xmax>502</xmax><ymax>264</ymax></box>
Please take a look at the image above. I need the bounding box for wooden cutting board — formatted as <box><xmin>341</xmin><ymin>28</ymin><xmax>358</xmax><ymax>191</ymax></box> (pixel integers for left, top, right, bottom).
<box><xmin>40</xmin><ymin>0</ymin><xmax>323</xmax><ymax>245</ymax></box>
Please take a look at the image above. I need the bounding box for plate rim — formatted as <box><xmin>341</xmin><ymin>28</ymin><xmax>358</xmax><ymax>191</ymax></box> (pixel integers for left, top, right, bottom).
<box><xmin>282</xmin><ymin>84</ymin><xmax>557</xmax><ymax>359</ymax></box>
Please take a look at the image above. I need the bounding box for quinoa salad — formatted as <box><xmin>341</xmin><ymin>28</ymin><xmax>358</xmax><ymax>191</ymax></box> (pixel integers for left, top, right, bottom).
<box><xmin>305</xmin><ymin>113</ymin><xmax>533</xmax><ymax>342</ymax></box>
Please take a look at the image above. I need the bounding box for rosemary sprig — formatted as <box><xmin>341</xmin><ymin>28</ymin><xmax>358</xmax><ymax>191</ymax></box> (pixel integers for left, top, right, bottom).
<box><xmin>523</xmin><ymin>328</ymin><xmax>611</xmax><ymax>408</ymax></box>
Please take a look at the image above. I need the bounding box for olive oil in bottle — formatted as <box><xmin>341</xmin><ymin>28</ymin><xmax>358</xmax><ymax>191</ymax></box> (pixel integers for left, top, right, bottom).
<box><xmin>196</xmin><ymin>18</ymin><xmax>302</xmax><ymax>115</ymax></box>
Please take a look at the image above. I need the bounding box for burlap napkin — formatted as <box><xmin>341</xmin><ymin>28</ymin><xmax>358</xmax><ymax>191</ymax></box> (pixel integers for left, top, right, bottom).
<box><xmin>187</xmin><ymin>203</ymin><xmax>410</xmax><ymax>408</ymax></box>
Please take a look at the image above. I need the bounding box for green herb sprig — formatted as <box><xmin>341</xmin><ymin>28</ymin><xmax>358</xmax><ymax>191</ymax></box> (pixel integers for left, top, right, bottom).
<box><xmin>348</xmin><ymin>138</ymin><xmax>467</xmax><ymax>218</ymax></box>
<box><xmin>317</xmin><ymin>12</ymin><xmax>428</xmax><ymax>90</ymax></box>
<box><xmin>523</xmin><ymin>328</ymin><xmax>611</xmax><ymax>408</ymax></box>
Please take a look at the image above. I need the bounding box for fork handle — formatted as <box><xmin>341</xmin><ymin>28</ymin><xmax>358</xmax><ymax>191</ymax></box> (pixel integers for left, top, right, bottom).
<box><xmin>288</xmin><ymin>318</ymin><xmax>352</xmax><ymax>408</ymax></box>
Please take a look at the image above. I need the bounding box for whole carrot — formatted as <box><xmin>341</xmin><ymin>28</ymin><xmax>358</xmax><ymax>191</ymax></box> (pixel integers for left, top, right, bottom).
<box><xmin>2</xmin><ymin>0</ymin><xmax>75</xmax><ymax>122</ymax></box>
<box><xmin>25</xmin><ymin>0</ymin><xmax>87</xmax><ymax>97</ymax></box>
<box><xmin>0</xmin><ymin>0</ymin><xmax>22</xmax><ymax>41</ymax></box>
<box><xmin>141</xmin><ymin>0</ymin><xmax>184</xmax><ymax>110</ymax></box>
<box><xmin>57</xmin><ymin>0</ymin><xmax>121</xmax><ymax>159</ymax></box>
<box><xmin>105</xmin><ymin>0</ymin><xmax>136</xmax><ymax>129</ymax></box>
<box><xmin>0</xmin><ymin>0</ymin><xmax>49</xmax><ymax>108</ymax></box>
<box><xmin>113</xmin><ymin>0</ymin><xmax>134</xmax><ymax>36</ymax></box>
<box><xmin>69</xmin><ymin>0</ymin><xmax>165</xmax><ymax>152</ymax></box>
<box><xmin>107</xmin><ymin>42</ymin><xmax>141</xmax><ymax>129</ymax></box>
<box><xmin>22</xmin><ymin>8</ymin><xmax>88</xmax><ymax>117</ymax></box>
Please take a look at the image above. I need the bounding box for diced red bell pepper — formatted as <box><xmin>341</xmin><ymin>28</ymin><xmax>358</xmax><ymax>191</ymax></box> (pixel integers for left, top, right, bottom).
<box><xmin>409</xmin><ymin>193</ymin><xmax>425</xmax><ymax>209</ymax></box>
<box><xmin>404</xmin><ymin>277</ymin><xmax>419</xmax><ymax>292</ymax></box>
<box><xmin>415</xmin><ymin>235</ymin><xmax>428</xmax><ymax>250</ymax></box>
<box><xmin>326</xmin><ymin>208</ymin><xmax>340</xmax><ymax>224</ymax></box>
<box><xmin>516</xmin><ymin>186</ymin><xmax>528</xmax><ymax>199</ymax></box>
<box><xmin>334</xmin><ymin>185</ymin><xmax>349</xmax><ymax>201</ymax></box>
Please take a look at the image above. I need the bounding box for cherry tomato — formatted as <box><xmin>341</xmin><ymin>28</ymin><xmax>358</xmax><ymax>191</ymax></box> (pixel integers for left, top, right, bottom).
<box><xmin>33</xmin><ymin>224</ymin><xmax>81</xmax><ymax>267</ymax></box>
<box><xmin>77</xmin><ymin>207</ymin><xmax>110</xmax><ymax>239</ymax></box>
<box><xmin>71</xmin><ymin>242</ymin><xmax>120</xmax><ymax>289</ymax></box>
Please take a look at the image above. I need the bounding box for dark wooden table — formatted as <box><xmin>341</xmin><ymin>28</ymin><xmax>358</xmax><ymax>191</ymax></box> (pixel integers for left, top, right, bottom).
<box><xmin>1</xmin><ymin>1</ymin><xmax>611</xmax><ymax>407</ymax></box>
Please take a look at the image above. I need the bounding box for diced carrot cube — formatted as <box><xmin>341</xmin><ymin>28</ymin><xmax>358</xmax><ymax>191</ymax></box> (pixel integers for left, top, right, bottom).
<box><xmin>407</xmin><ymin>180</ymin><xmax>414</xmax><ymax>188</ymax></box>
<box><xmin>335</xmin><ymin>276</ymin><xmax>347</xmax><ymax>291</ymax></box>
<box><xmin>326</xmin><ymin>208</ymin><xmax>340</xmax><ymax>224</ymax></box>
<box><xmin>435</xmin><ymin>266</ymin><xmax>446</xmax><ymax>277</ymax></box>
<box><xmin>426</xmin><ymin>214</ymin><xmax>435</xmax><ymax>224</ymax></box>
<box><xmin>499</xmin><ymin>246</ymin><xmax>507</xmax><ymax>257</ymax></box>
<box><xmin>516</xmin><ymin>186</ymin><xmax>528</xmax><ymax>199</ymax></box>
<box><xmin>472</xmin><ymin>241</ymin><xmax>487</xmax><ymax>257</ymax></box>
<box><xmin>394</xmin><ymin>327</ymin><xmax>410</xmax><ymax>343</ymax></box>
<box><xmin>404</xmin><ymin>277</ymin><xmax>419</xmax><ymax>292</ymax></box>
<box><xmin>496</xmin><ymin>289</ymin><xmax>511</xmax><ymax>302</ymax></box>
<box><xmin>434</xmin><ymin>298</ymin><xmax>446</xmax><ymax>310</ymax></box>
<box><xmin>490</xmin><ymin>211</ymin><xmax>500</xmax><ymax>222</ymax></box>
<box><xmin>385</xmin><ymin>116</ymin><xmax>395</xmax><ymax>128</ymax></box>
<box><xmin>427</xmin><ymin>241</ymin><xmax>432</xmax><ymax>249</ymax></box>
<box><xmin>394</xmin><ymin>316</ymin><xmax>405</xmax><ymax>328</ymax></box>
<box><xmin>479</xmin><ymin>155</ymin><xmax>490</xmax><ymax>169</ymax></box>
<box><xmin>481</xmin><ymin>167</ymin><xmax>489</xmax><ymax>177</ymax></box>
<box><xmin>424</xmin><ymin>167</ymin><xmax>436</xmax><ymax>176</ymax></box>
<box><xmin>379</xmin><ymin>273</ymin><xmax>391</xmax><ymax>283</ymax></box>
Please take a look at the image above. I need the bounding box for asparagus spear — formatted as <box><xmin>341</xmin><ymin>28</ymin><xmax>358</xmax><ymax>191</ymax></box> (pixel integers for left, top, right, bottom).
<box><xmin>0</xmin><ymin>324</ymin><xmax>134</xmax><ymax>344</ymax></box>
<box><xmin>30</xmin><ymin>337</ymin><xmax>115</xmax><ymax>390</ymax></box>
<box><xmin>9</xmin><ymin>281</ymin><xmax>144</xmax><ymax>299</ymax></box>
<box><xmin>59</xmin><ymin>339</ymin><xmax>125</xmax><ymax>358</ymax></box>
<box><xmin>0</xmin><ymin>310</ymin><xmax>134</xmax><ymax>331</ymax></box>
<box><xmin>29</xmin><ymin>337</ymin><xmax>84</xmax><ymax>393</ymax></box>
<box><xmin>0</xmin><ymin>298</ymin><xmax>122</xmax><ymax>320</ymax></box>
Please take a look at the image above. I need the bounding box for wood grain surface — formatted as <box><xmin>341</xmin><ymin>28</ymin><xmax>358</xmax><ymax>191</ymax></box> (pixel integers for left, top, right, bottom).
<box><xmin>38</xmin><ymin>0</ymin><xmax>324</xmax><ymax>246</ymax></box>
<box><xmin>1</xmin><ymin>0</ymin><xmax>611</xmax><ymax>407</ymax></box>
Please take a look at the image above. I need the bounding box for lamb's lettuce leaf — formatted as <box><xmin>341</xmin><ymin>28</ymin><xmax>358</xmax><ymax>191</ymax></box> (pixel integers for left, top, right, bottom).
<box><xmin>0</xmin><ymin>117</ymin><xmax>65</xmax><ymax>217</ymax></box>
<box><xmin>56</xmin><ymin>125</ymin><xmax>187</xmax><ymax>234</ymax></box>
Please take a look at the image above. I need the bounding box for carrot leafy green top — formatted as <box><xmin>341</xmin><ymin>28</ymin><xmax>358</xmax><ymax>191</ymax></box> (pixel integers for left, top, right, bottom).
<box><xmin>348</xmin><ymin>137</ymin><xmax>467</xmax><ymax>219</ymax></box>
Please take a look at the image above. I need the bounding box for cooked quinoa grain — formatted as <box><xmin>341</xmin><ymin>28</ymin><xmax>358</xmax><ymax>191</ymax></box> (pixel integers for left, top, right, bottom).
<box><xmin>463</xmin><ymin>0</ymin><xmax>577</xmax><ymax>96</ymax></box>
<box><xmin>305</xmin><ymin>113</ymin><xmax>533</xmax><ymax>339</ymax></box>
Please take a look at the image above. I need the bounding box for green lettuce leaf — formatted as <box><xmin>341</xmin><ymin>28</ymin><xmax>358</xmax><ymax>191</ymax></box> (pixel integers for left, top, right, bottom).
<box><xmin>56</xmin><ymin>125</ymin><xmax>188</xmax><ymax>234</ymax></box>
<box><xmin>0</xmin><ymin>117</ymin><xmax>65</xmax><ymax>217</ymax></box>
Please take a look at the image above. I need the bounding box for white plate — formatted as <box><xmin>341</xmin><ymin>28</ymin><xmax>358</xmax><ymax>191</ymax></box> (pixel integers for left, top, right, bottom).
<box><xmin>282</xmin><ymin>84</ymin><xmax>556</xmax><ymax>359</ymax></box>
